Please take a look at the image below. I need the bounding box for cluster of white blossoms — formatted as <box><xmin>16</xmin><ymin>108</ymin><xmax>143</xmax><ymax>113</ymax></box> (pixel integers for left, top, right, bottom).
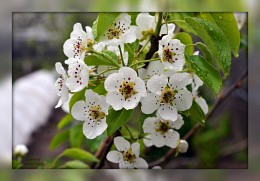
<box><xmin>54</xmin><ymin>13</ymin><xmax>208</xmax><ymax>169</ymax></box>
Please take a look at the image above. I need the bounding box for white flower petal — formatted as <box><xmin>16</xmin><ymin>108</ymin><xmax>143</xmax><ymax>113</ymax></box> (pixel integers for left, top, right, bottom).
<box><xmin>136</xmin><ymin>13</ymin><xmax>154</xmax><ymax>30</ymax></box>
<box><xmin>120</xmin><ymin>26</ymin><xmax>137</xmax><ymax>44</ymax></box>
<box><xmin>134</xmin><ymin>158</ymin><xmax>148</xmax><ymax>169</ymax></box>
<box><xmin>151</xmin><ymin>133</ymin><xmax>165</xmax><ymax>147</ymax></box>
<box><xmin>85</xmin><ymin>89</ymin><xmax>101</xmax><ymax>106</ymax></box>
<box><xmin>174</xmin><ymin>89</ymin><xmax>193</xmax><ymax>111</ymax></box>
<box><xmin>63</xmin><ymin>39</ymin><xmax>78</xmax><ymax>58</ymax></box>
<box><xmin>106</xmin><ymin>150</ymin><xmax>122</xmax><ymax>163</ymax></box>
<box><xmin>106</xmin><ymin>92</ymin><xmax>124</xmax><ymax>110</ymax></box>
<box><xmin>71</xmin><ymin>100</ymin><xmax>87</xmax><ymax>121</ymax></box>
<box><xmin>195</xmin><ymin>96</ymin><xmax>208</xmax><ymax>114</ymax></box>
<box><xmin>83</xmin><ymin>120</ymin><xmax>97</xmax><ymax>139</ymax></box>
<box><xmin>143</xmin><ymin>136</ymin><xmax>153</xmax><ymax>147</ymax></box>
<box><xmin>157</xmin><ymin>104</ymin><xmax>178</xmax><ymax>122</ymax></box>
<box><xmin>61</xmin><ymin>84</ymin><xmax>69</xmax><ymax>103</ymax></box>
<box><xmin>85</xmin><ymin>26</ymin><xmax>94</xmax><ymax>41</ymax></box>
<box><xmin>171</xmin><ymin>114</ymin><xmax>184</xmax><ymax>130</ymax></box>
<box><xmin>119</xmin><ymin>160</ymin><xmax>134</xmax><ymax>169</ymax></box>
<box><xmin>114</xmin><ymin>136</ymin><xmax>130</xmax><ymax>151</ymax></box>
<box><xmin>143</xmin><ymin>117</ymin><xmax>157</xmax><ymax>133</ymax></box>
<box><xmin>95</xmin><ymin>118</ymin><xmax>108</xmax><ymax>136</ymax></box>
<box><xmin>99</xmin><ymin>96</ymin><xmax>109</xmax><ymax>114</ymax></box>
<box><xmin>178</xmin><ymin>140</ymin><xmax>189</xmax><ymax>153</ymax></box>
<box><xmin>141</xmin><ymin>93</ymin><xmax>160</xmax><ymax>114</ymax></box>
<box><xmin>193</xmin><ymin>73</ymin><xmax>203</xmax><ymax>89</ymax></box>
<box><xmin>160</xmin><ymin>23</ymin><xmax>175</xmax><ymax>36</ymax></box>
<box><xmin>55</xmin><ymin>62</ymin><xmax>67</xmax><ymax>78</ymax></box>
<box><xmin>131</xmin><ymin>142</ymin><xmax>140</xmax><ymax>157</ymax></box>
<box><xmin>169</xmin><ymin>73</ymin><xmax>192</xmax><ymax>90</ymax></box>
<box><xmin>105</xmin><ymin>73</ymin><xmax>123</xmax><ymax>92</ymax></box>
<box><xmin>147</xmin><ymin>74</ymin><xmax>168</xmax><ymax>95</ymax></box>
<box><xmin>119</xmin><ymin>67</ymin><xmax>137</xmax><ymax>81</ymax></box>
<box><xmin>123</xmin><ymin>95</ymin><xmax>140</xmax><ymax>110</ymax></box>
<box><xmin>165</xmin><ymin>130</ymin><xmax>180</xmax><ymax>148</ymax></box>
<box><xmin>134</xmin><ymin>77</ymin><xmax>147</xmax><ymax>97</ymax></box>
<box><xmin>66</xmin><ymin>77</ymin><xmax>85</xmax><ymax>92</ymax></box>
<box><xmin>146</xmin><ymin>61</ymin><xmax>165</xmax><ymax>77</ymax></box>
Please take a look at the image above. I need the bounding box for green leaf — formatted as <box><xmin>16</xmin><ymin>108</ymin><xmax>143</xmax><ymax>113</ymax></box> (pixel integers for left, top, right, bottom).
<box><xmin>84</xmin><ymin>54</ymin><xmax>115</xmax><ymax>67</ymax></box>
<box><xmin>185</xmin><ymin>17</ymin><xmax>231</xmax><ymax>77</ymax></box>
<box><xmin>50</xmin><ymin>130</ymin><xmax>70</xmax><ymax>150</ymax></box>
<box><xmin>69</xmin><ymin>124</ymin><xmax>84</xmax><ymax>148</ymax></box>
<box><xmin>195</xmin><ymin>42</ymin><xmax>214</xmax><ymax>65</ymax></box>
<box><xmin>69</xmin><ymin>88</ymin><xmax>86</xmax><ymax>113</ymax></box>
<box><xmin>107</xmin><ymin>109</ymin><xmax>134</xmax><ymax>136</ymax></box>
<box><xmin>93</xmin><ymin>82</ymin><xmax>107</xmax><ymax>95</ymax></box>
<box><xmin>86</xmin><ymin>131</ymin><xmax>107</xmax><ymax>153</ymax></box>
<box><xmin>61</xmin><ymin>148</ymin><xmax>99</xmax><ymax>163</ymax></box>
<box><xmin>57</xmin><ymin>114</ymin><xmax>73</xmax><ymax>129</ymax></box>
<box><xmin>185</xmin><ymin>54</ymin><xmax>222</xmax><ymax>95</ymax></box>
<box><xmin>92</xmin><ymin>20</ymin><xmax>98</xmax><ymax>40</ymax></box>
<box><xmin>169</xmin><ymin>13</ymin><xmax>197</xmax><ymax>34</ymax></box>
<box><xmin>202</xmin><ymin>13</ymin><xmax>240</xmax><ymax>57</ymax></box>
<box><xmin>60</xmin><ymin>160</ymin><xmax>90</xmax><ymax>169</ymax></box>
<box><xmin>174</xmin><ymin>32</ymin><xmax>194</xmax><ymax>55</ymax></box>
<box><xmin>188</xmin><ymin>100</ymin><xmax>205</xmax><ymax>126</ymax></box>
<box><xmin>128</xmin><ymin>12</ymin><xmax>138</xmax><ymax>25</ymax></box>
<box><xmin>96</xmin><ymin>13</ymin><xmax>120</xmax><ymax>41</ymax></box>
<box><xmin>12</xmin><ymin>160</ymin><xmax>23</xmax><ymax>169</ymax></box>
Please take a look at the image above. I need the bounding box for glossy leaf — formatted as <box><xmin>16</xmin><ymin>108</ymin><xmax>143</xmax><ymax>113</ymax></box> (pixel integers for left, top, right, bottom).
<box><xmin>107</xmin><ymin>109</ymin><xmax>134</xmax><ymax>136</ymax></box>
<box><xmin>50</xmin><ymin>130</ymin><xmax>70</xmax><ymax>150</ymax></box>
<box><xmin>57</xmin><ymin>114</ymin><xmax>73</xmax><ymax>129</ymax></box>
<box><xmin>188</xmin><ymin>100</ymin><xmax>205</xmax><ymax>126</ymax></box>
<box><xmin>185</xmin><ymin>17</ymin><xmax>231</xmax><ymax>77</ymax></box>
<box><xmin>195</xmin><ymin>42</ymin><xmax>214</xmax><ymax>65</ymax></box>
<box><xmin>61</xmin><ymin>148</ymin><xmax>99</xmax><ymax>163</ymax></box>
<box><xmin>96</xmin><ymin>13</ymin><xmax>120</xmax><ymax>41</ymax></box>
<box><xmin>93</xmin><ymin>82</ymin><xmax>107</xmax><ymax>95</ymax></box>
<box><xmin>202</xmin><ymin>13</ymin><xmax>240</xmax><ymax>57</ymax></box>
<box><xmin>60</xmin><ymin>160</ymin><xmax>90</xmax><ymax>169</ymax></box>
<box><xmin>169</xmin><ymin>13</ymin><xmax>197</xmax><ymax>34</ymax></box>
<box><xmin>69</xmin><ymin>124</ymin><xmax>84</xmax><ymax>148</ymax></box>
<box><xmin>185</xmin><ymin>54</ymin><xmax>222</xmax><ymax>95</ymax></box>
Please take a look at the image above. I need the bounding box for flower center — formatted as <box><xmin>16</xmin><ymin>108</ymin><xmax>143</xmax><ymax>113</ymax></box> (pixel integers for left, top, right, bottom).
<box><xmin>163</xmin><ymin>48</ymin><xmax>176</xmax><ymax>63</ymax></box>
<box><xmin>73</xmin><ymin>37</ymin><xmax>84</xmax><ymax>57</ymax></box>
<box><xmin>89</xmin><ymin>105</ymin><xmax>105</xmax><ymax>121</ymax></box>
<box><xmin>123</xmin><ymin>148</ymin><xmax>136</xmax><ymax>163</ymax></box>
<box><xmin>119</xmin><ymin>81</ymin><xmax>137</xmax><ymax>100</ymax></box>
<box><xmin>106</xmin><ymin>22</ymin><xmax>126</xmax><ymax>40</ymax></box>
<box><xmin>155</xmin><ymin>120</ymin><xmax>170</xmax><ymax>134</ymax></box>
<box><xmin>160</xmin><ymin>87</ymin><xmax>176</xmax><ymax>104</ymax></box>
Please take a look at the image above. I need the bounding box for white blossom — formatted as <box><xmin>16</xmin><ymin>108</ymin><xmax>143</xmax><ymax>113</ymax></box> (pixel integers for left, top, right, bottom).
<box><xmin>138</xmin><ymin>61</ymin><xmax>165</xmax><ymax>80</ymax></box>
<box><xmin>63</xmin><ymin>23</ymin><xmax>104</xmax><ymax>59</ymax></box>
<box><xmin>100</xmin><ymin>13</ymin><xmax>137</xmax><ymax>46</ymax></box>
<box><xmin>54</xmin><ymin>62</ymin><xmax>69</xmax><ymax>108</ymax></box>
<box><xmin>14</xmin><ymin>144</ymin><xmax>28</xmax><ymax>156</ymax></box>
<box><xmin>177</xmin><ymin>140</ymin><xmax>189</xmax><ymax>153</ymax></box>
<box><xmin>158</xmin><ymin>35</ymin><xmax>185</xmax><ymax>70</ymax></box>
<box><xmin>106</xmin><ymin>136</ymin><xmax>148</xmax><ymax>168</ymax></box>
<box><xmin>71</xmin><ymin>89</ymin><xmax>109</xmax><ymax>139</ymax></box>
<box><xmin>141</xmin><ymin>73</ymin><xmax>192</xmax><ymax>122</ymax></box>
<box><xmin>65</xmin><ymin>58</ymin><xmax>90</xmax><ymax>92</ymax></box>
<box><xmin>143</xmin><ymin>114</ymin><xmax>183</xmax><ymax>148</ymax></box>
<box><xmin>105</xmin><ymin>67</ymin><xmax>147</xmax><ymax>110</ymax></box>
<box><xmin>136</xmin><ymin>13</ymin><xmax>175</xmax><ymax>46</ymax></box>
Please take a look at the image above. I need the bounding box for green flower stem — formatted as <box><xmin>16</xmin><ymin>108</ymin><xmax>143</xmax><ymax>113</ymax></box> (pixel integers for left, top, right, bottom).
<box><xmin>124</xmin><ymin>125</ymin><xmax>134</xmax><ymax>141</ymax></box>
<box><xmin>91</xmin><ymin>68</ymin><xmax>118</xmax><ymax>77</ymax></box>
<box><xmin>155</xmin><ymin>12</ymin><xmax>163</xmax><ymax>35</ymax></box>
<box><xmin>118</xmin><ymin>45</ymin><xmax>125</xmax><ymax>66</ymax></box>
<box><xmin>91</xmin><ymin>50</ymin><xmax>121</xmax><ymax>68</ymax></box>
<box><xmin>130</xmin><ymin>58</ymin><xmax>160</xmax><ymax>68</ymax></box>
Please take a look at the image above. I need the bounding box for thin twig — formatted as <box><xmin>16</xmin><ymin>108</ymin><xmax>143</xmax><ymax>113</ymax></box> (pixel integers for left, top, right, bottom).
<box><xmin>92</xmin><ymin>131</ymin><xmax>119</xmax><ymax>169</ymax></box>
<box><xmin>149</xmin><ymin>70</ymin><xmax>248</xmax><ymax>168</ymax></box>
